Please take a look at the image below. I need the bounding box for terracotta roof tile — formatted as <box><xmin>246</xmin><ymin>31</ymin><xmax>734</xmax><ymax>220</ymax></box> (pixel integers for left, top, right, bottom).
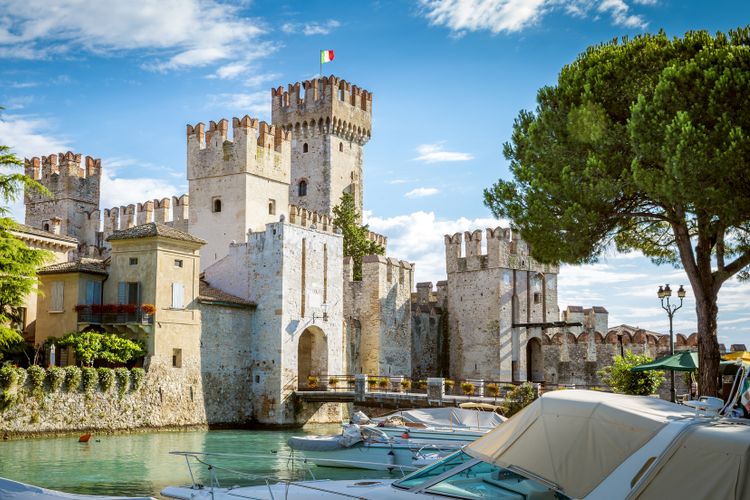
<box><xmin>38</xmin><ymin>258</ymin><xmax>108</xmax><ymax>276</ymax></box>
<box><xmin>198</xmin><ymin>280</ymin><xmax>255</xmax><ymax>308</ymax></box>
<box><xmin>106</xmin><ymin>222</ymin><xmax>206</xmax><ymax>244</ymax></box>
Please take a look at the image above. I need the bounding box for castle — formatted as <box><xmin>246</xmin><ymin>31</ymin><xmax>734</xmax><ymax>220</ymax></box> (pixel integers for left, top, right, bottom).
<box><xmin>15</xmin><ymin>74</ymin><xmax>683</xmax><ymax>426</ymax></box>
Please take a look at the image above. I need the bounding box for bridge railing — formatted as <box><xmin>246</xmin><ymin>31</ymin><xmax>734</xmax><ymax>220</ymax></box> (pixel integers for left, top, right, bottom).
<box><xmin>298</xmin><ymin>374</ymin><xmax>356</xmax><ymax>392</ymax></box>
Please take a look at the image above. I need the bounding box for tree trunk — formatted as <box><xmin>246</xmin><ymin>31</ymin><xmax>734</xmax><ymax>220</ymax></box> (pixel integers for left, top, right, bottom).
<box><xmin>696</xmin><ymin>294</ymin><xmax>721</xmax><ymax>397</ymax></box>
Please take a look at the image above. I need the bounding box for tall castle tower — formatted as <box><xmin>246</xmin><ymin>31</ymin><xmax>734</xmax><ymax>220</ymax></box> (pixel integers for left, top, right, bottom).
<box><xmin>24</xmin><ymin>152</ymin><xmax>101</xmax><ymax>244</ymax></box>
<box><xmin>187</xmin><ymin>116</ymin><xmax>291</xmax><ymax>270</ymax></box>
<box><xmin>272</xmin><ymin>75</ymin><xmax>372</xmax><ymax>220</ymax></box>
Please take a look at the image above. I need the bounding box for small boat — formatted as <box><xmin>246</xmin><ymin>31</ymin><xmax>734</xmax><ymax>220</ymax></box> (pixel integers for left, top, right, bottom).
<box><xmin>162</xmin><ymin>390</ymin><xmax>750</xmax><ymax>499</ymax></box>
<box><xmin>286</xmin><ymin>423</ymin><xmax>460</xmax><ymax>471</ymax></box>
<box><xmin>0</xmin><ymin>476</ymin><xmax>155</xmax><ymax>500</ymax></box>
<box><xmin>359</xmin><ymin>406</ymin><xmax>506</xmax><ymax>442</ymax></box>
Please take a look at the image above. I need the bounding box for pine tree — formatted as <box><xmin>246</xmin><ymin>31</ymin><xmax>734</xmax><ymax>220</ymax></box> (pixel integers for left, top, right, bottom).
<box><xmin>332</xmin><ymin>193</ymin><xmax>384</xmax><ymax>280</ymax></box>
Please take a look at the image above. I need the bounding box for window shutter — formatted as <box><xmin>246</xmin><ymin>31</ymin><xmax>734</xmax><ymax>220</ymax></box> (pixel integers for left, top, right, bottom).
<box><xmin>118</xmin><ymin>282</ymin><xmax>126</xmax><ymax>304</ymax></box>
<box><xmin>51</xmin><ymin>281</ymin><xmax>64</xmax><ymax>312</ymax></box>
<box><xmin>172</xmin><ymin>283</ymin><xmax>184</xmax><ymax>309</ymax></box>
<box><xmin>85</xmin><ymin>281</ymin><xmax>95</xmax><ymax>305</ymax></box>
<box><xmin>93</xmin><ymin>281</ymin><xmax>102</xmax><ymax>305</ymax></box>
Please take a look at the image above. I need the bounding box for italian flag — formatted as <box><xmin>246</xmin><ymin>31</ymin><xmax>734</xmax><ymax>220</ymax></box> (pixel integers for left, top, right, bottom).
<box><xmin>320</xmin><ymin>50</ymin><xmax>335</xmax><ymax>63</ymax></box>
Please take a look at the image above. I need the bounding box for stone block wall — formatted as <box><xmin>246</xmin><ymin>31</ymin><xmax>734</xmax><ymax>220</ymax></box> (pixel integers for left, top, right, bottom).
<box><xmin>411</xmin><ymin>282</ymin><xmax>448</xmax><ymax>379</ymax></box>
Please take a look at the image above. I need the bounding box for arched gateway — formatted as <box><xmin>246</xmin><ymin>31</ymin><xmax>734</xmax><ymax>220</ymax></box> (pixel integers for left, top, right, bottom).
<box><xmin>298</xmin><ymin>326</ymin><xmax>328</xmax><ymax>389</ymax></box>
<box><xmin>526</xmin><ymin>337</ymin><xmax>544</xmax><ymax>382</ymax></box>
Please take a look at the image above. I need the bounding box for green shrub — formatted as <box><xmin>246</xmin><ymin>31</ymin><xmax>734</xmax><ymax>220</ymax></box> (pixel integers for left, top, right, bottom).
<box><xmin>461</xmin><ymin>382</ymin><xmax>476</xmax><ymax>395</ymax></box>
<box><xmin>81</xmin><ymin>367</ymin><xmax>98</xmax><ymax>393</ymax></box>
<box><xmin>417</xmin><ymin>380</ymin><xmax>427</xmax><ymax>390</ymax></box>
<box><xmin>307</xmin><ymin>375</ymin><xmax>319</xmax><ymax>389</ymax></box>
<box><xmin>47</xmin><ymin>367</ymin><xmax>66</xmax><ymax>392</ymax></box>
<box><xmin>597</xmin><ymin>350</ymin><xmax>664</xmax><ymax>396</ymax></box>
<box><xmin>114</xmin><ymin>368</ymin><xmax>130</xmax><ymax>398</ymax></box>
<box><xmin>15</xmin><ymin>367</ymin><xmax>27</xmax><ymax>387</ymax></box>
<box><xmin>367</xmin><ymin>377</ymin><xmax>378</xmax><ymax>387</ymax></box>
<box><xmin>131</xmin><ymin>368</ymin><xmax>145</xmax><ymax>391</ymax></box>
<box><xmin>97</xmin><ymin>367</ymin><xmax>114</xmax><ymax>392</ymax></box>
<box><xmin>377</xmin><ymin>377</ymin><xmax>390</xmax><ymax>389</ymax></box>
<box><xmin>502</xmin><ymin>383</ymin><xmax>537</xmax><ymax>417</ymax></box>
<box><xmin>64</xmin><ymin>366</ymin><xmax>82</xmax><ymax>391</ymax></box>
<box><xmin>0</xmin><ymin>365</ymin><xmax>18</xmax><ymax>390</ymax></box>
<box><xmin>485</xmin><ymin>383</ymin><xmax>500</xmax><ymax>397</ymax></box>
<box><xmin>56</xmin><ymin>331</ymin><xmax>145</xmax><ymax>367</ymax></box>
<box><xmin>400</xmin><ymin>379</ymin><xmax>412</xmax><ymax>391</ymax></box>
<box><xmin>0</xmin><ymin>389</ymin><xmax>15</xmax><ymax>410</ymax></box>
<box><xmin>27</xmin><ymin>365</ymin><xmax>46</xmax><ymax>390</ymax></box>
<box><xmin>444</xmin><ymin>379</ymin><xmax>455</xmax><ymax>392</ymax></box>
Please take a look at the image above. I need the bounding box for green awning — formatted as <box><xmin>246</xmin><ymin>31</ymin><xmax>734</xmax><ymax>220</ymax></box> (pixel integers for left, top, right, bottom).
<box><xmin>631</xmin><ymin>351</ymin><xmax>699</xmax><ymax>372</ymax></box>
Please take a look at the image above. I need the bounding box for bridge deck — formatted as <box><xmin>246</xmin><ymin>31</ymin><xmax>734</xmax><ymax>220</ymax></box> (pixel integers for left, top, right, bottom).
<box><xmin>294</xmin><ymin>390</ymin><xmax>504</xmax><ymax>409</ymax></box>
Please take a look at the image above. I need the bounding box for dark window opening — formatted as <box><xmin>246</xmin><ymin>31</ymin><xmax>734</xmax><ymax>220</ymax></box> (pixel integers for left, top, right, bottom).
<box><xmin>303</xmin><ymin>143</ymin><xmax>309</xmax><ymax>153</ymax></box>
<box><xmin>339</xmin><ymin>142</ymin><xmax>343</xmax><ymax>152</ymax></box>
<box><xmin>213</xmin><ymin>198</ymin><xmax>222</xmax><ymax>213</ymax></box>
<box><xmin>174</xmin><ymin>259</ymin><xmax>183</xmax><ymax>268</ymax></box>
<box><xmin>298</xmin><ymin>180</ymin><xmax>307</xmax><ymax>197</ymax></box>
<box><xmin>129</xmin><ymin>257</ymin><xmax>138</xmax><ymax>266</ymax></box>
<box><xmin>43</xmin><ymin>223</ymin><xmax>50</xmax><ymax>231</ymax></box>
<box><xmin>533</xmin><ymin>292</ymin><xmax>541</xmax><ymax>304</ymax></box>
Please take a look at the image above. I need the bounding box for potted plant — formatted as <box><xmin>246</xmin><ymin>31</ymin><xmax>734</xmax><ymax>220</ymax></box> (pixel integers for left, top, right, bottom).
<box><xmin>400</xmin><ymin>379</ymin><xmax>412</xmax><ymax>392</ymax></box>
<box><xmin>141</xmin><ymin>304</ymin><xmax>156</xmax><ymax>315</ymax></box>
<box><xmin>367</xmin><ymin>378</ymin><xmax>378</xmax><ymax>389</ymax></box>
<box><xmin>378</xmin><ymin>377</ymin><xmax>390</xmax><ymax>390</ymax></box>
<box><xmin>461</xmin><ymin>381</ymin><xmax>476</xmax><ymax>396</ymax></box>
<box><xmin>444</xmin><ymin>379</ymin><xmax>455</xmax><ymax>393</ymax></box>
<box><xmin>307</xmin><ymin>375</ymin><xmax>319</xmax><ymax>390</ymax></box>
<box><xmin>417</xmin><ymin>380</ymin><xmax>427</xmax><ymax>391</ymax></box>
<box><xmin>328</xmin><ymin>376</ymin><xmax>339</xmax><ymax>389</ymax></box>
<box><xmin>74</xmin><ymin>304</ymin><xmax>86</xmax><ymax>313</ymax></box>
<box><xmin>486</xmin><ymin>383</ymin><xmax>500</xmax><ymax>398</ymax></box>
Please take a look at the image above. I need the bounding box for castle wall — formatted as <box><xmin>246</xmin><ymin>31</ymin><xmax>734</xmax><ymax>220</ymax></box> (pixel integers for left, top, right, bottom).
<box><xmin>204</xmin><ymin>222</ymin><xmax>344</xmax><ymax>425</ymax></box>
<box><xmin>187</xmin><ymin>118</ymin><xmax>291</xmax><ymax>270</ymax></box>
<box><xmin>344</xmin><ymin>255</ymin><xmax>413</xmax><ymax>377</ymax></box>
<box><xmin>410</xmin><ymin>282</ymin><xmax>447</xmax><ymax>380</ymax></box>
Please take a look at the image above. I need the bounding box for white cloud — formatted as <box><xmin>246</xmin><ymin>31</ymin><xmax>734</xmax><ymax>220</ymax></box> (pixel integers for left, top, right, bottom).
<box><xmin>99</xmin><ymin>160</ymin><xmax>182</xmax><ymax>210</ymax></box>
<box><xmin>281</xmin><ymin>20</ymin><xmax>341</xmax><ymax>36</ymax></box>
<box><xmin>414</xmin><ymin>143</ymin><xmax>474</xmax><ymax>163</ymax></box>
<box><xmin>418</xmin><ymin>0</ymin><xmax>652</xmax><ymax>34</ymax></box>
<box><xmin>405</xmin><ymin>187</ymin><xmax>440</xmax><ymax>198</ymax></box>
<box><xmin>207</xmin><ymin>63</ymin><xmax>250</xmax><ymax>80</ymax></box>
<box><xmin>0</xmin><ymin>0</ymin><xmax>272</xmax><ymax>71</ymax></box>
<box><xmin>208</xmin><ymin>91</ymin><xmax>269</xmax><ymax>118</ymax></box>
<box><xmin>0</xmin><ymin>114</ymin><xmax>71</xmax><ymax>159</ymax></box>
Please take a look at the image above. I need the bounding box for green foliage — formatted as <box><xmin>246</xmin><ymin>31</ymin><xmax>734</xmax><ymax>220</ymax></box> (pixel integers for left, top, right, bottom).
<box><xmin>26</xmin><ymin>365</ymin><xmax>45</xmax><ymax>390</ymax></box>
<box><xmin>97</xmin><ymin>367</ymin><xmax>114</xmax><ymax>392</ymax></box>
<box><xmin>114</xmin><ymin>367</ymin><xmax>129</xmax><ymax>398</ymax></box>
<box><xmin>63</xmin><ymin>366</ymin><xmax>81</xmax><ymax>391</ymax></box>
<box><xmin>461</xmin><ymin>381</ymin><xmax>476</xmax><ymax>395</ymax></box>
<box><xmin>56</xmin><ymin>331</ymin><xmax>145</xmax><ymax>367</ymax></box>
<box><xmin>597</xmin><ymin>351</ymin><xmax>664</xmax><ymax>396</ymax></box>
<box><xmin>502</xmin><ymin>383</ymin><xmax>537</xmax><ymax>417</ymax></box>
<box><xmin>332</xmin><ymin>193</ymin><xmax>384</xmax><ymax>280</ymax></box>
<box><xmin>47</xmin><ymin>366</ymin><xmax>65</xmax><ymax>392</ymax></box>
<box><xmin>15</xmin><ymin>366</ymin><xmax>26</xmax><ymax>387</ymax></box>
<box><xmin>0</xmin><ymin>364</ymin><xmax>18</xmax><ymax>389</ymax></box>
<box><xmin>484</xmin><ymin>28</ymin><xmax>750</xmax><ymax>395</ymax></box>
<box><xmin>131</xmin><ymin>367</ymin><xmax>145</xmax><ymax>391</ymax></box>
<box><xmin>81</xmin><ymin>367</ymin><xmax>98</xmax><ymax>394</ymax></box>
<box><xmin>400</xmin><ymin>379</ymin><xmax>412</xmax><ymax>391</ymax></box>
<box><xmin>486</xmin><ymin>383</ymin><xmax>500</xmax><ymax>397</ymax></box>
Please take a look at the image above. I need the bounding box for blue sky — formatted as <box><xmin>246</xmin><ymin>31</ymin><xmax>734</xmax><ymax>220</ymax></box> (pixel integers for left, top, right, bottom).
<box><xmin>0</xmin><ymin>0</ymin><xmax>748</xmax><ymax>346</ymax></box>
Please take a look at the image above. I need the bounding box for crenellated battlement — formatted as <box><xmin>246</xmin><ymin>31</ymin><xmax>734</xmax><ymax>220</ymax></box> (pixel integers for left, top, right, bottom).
<box><xmin>367</xmin><ymin>231</ymin><xmax>387</xmax><ymax>250</ymax></box>
<box><xmin>24</xmin><ymin>152</ymin><xmax>101</xmax><ymax>205</ymax></box>
<box><xmin>444</xmin><ymin>226</ymin><xmax>558</xmax><ymax>274</ymax></box>
<box><xmin>344</xmin><ymin>254</ymin><xmax>413</xmax><ymax>287</ymax></box>
<box><xmin>100</xmin><ymin>195</ymin><xmax>188</xmax><ymax>242</ymax></box>
<box><xmin>287</xmin><ymin>204</ymin><xmax>335</xmax><ymax>234</ymax></box>
<box><xmin>186</xmin><ymin>115</ymin><xmax>291</xmax><ymax>183</ymax></box>
<box><xmin>272</xmin><ymin>75</ymin><xmax>372</xmax><ymax>145</ymax></box>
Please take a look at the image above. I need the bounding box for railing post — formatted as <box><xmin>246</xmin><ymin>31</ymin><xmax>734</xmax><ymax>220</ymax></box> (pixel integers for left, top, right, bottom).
<box><xmin>355</xmin><ymin>374</ymin><xmax>368</xmax><ymax>403</ymax></box>
<box><xmin>427</xmin><ymin>377</ymin><xmax>444</xmax><ymax>405</ymax></box>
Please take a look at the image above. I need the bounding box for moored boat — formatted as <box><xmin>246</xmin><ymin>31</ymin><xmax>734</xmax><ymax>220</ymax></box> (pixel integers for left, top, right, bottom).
<box><xmin>0</xmin><ymin>476</ymin><xmax>155</xmax><ymax>500</ymax></box>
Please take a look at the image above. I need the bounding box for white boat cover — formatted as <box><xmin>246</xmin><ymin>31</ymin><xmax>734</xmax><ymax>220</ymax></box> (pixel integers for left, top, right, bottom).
<box><xmin>380</xmin><ymin>408</ymin><xmax>505</xmax><ymax>430</ymax></box>
<box><xmin>465</xmin><ymin>390</ymin><xmax>695</xmax><ymax>499</ymax></box>
<box><xmin>632</xmin><ymin>421</ymin><xmax>750</xmax><ymax>499</ymax></box>
<box><xmin>288</xmin><ymin>424</ymin><xmax>363</xmax><ymax>452</ymax></box>
<box><xmin>0</xmin><ymin>477</ymin><xmax>154</xmax><ymax>500</ymax></box>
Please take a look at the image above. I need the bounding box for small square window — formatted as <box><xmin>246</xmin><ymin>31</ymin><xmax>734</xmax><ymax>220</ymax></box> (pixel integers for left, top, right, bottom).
<box><xmin>129</xmin><ymin>257</ymin><xmax>138</xmax><ymax>266</ymax></box>
<box><xmin>174</xmin><ymin>259</ymin><xmax>183</xmax><ymax>268</ymax></box>
<box><xmin>268</xmin><ymin>199</ymin><xmax>276</xmax><ymax>215</ymax></box>
<box><xmin>172</xmin><ymin>348</ymin><xmax>182</xmax><ymax>368</ymax></box>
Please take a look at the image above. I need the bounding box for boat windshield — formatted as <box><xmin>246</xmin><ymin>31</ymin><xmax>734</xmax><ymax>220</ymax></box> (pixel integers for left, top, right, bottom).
<box><xmin>394</xmin><ymin>452</ymin><xmax>569</xmax><ymax>499</ymax></box>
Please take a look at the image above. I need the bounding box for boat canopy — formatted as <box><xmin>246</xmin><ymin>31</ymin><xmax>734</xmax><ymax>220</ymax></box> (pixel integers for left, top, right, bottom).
<box><xmin>464</xmin><ymin>390</ymin><xmax>695</xmax><ymax>499</ymax></box>
<box><xmin>381</xmin><ymin>407</ymin><xmax>506</xmax><ymax>429</ymax></box>
<box><xmin>631</xmin><ymin>421</ymin><xmax>750</xmax><ymax>499</ymax></box>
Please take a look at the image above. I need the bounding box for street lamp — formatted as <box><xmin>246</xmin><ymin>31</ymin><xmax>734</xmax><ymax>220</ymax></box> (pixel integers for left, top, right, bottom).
<box><xmin>657</xmin><ymin>284</ymin><xmax>686</xmax><ymax>402</ymax></box>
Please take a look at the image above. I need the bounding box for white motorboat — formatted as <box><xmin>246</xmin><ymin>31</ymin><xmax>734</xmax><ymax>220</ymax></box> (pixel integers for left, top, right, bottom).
<box><xmin>360</xmin><ymin>406</ymin><xmax>506</xmax><ymax>442</ymax></box>
<box><xmin>286</xmin><ymin>424</ymin><xmax>461</xmax><ymax>471</ymax></box>
<box><xmin>0</xmin><ymin>477</ymin><xmax>155</xmax><ymax>500</ymax></box>
<box><xmin>162</xmin><ymin>390</ymin><xmax>750</xmax><ymax>499</ymax></box>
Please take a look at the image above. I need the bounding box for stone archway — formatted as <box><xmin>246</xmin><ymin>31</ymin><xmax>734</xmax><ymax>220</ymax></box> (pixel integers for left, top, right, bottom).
<box><xmin>526</xmin><ymin>337</ymin><xmax>544</xmax><ymax>382</ymax></box>
<box><xmin>298</xmin><ymin>326</ymin><xmax>328</xmax><ymax>389</ymax></box>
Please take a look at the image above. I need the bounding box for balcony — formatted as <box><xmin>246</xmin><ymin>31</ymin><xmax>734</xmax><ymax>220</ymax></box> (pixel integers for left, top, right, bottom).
<box><xmin>76</xmin><ymin>304</ymin><xmax>154</xmax><ymax>334</ymax></box>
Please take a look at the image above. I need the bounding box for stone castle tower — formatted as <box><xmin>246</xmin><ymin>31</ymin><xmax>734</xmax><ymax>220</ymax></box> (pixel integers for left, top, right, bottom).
<box><xmin>187</xmin><ymin>117</ymin><xmax>291</xmax><ymax>270</ymax></box>
<box><xmin>24</xmin><ymin>152</ymin><xmax>101</xmax><ymax>245</ymax></box>
<box><xmin>272</xmin><ymin>75</ymin><xmax>372</xmax><ymax>220</ymax></box>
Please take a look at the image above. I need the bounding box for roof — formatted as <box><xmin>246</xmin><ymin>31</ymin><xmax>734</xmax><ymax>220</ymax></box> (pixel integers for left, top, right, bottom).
<box><xmin>8</xmin><ymin>223</ymin><xmax>78</xmax><ymax>244</ymax></box>
<box><xmin>106</xmin><ymin>222</ymin><xmax>206</xmax><ymax>244</ymax></box>
<box><xmin>465</xmin><ymin>390</ymin><xmax>695</xmax><ymax>498</ymax></box>
<box><xmin>198</xmin><ymin>280</ymin><xmax>255</xmax><ymax>308</ymax></box>
<box><xmin>609</xmin><ymin>323</ymin><xmax>665</xmax><ymax>338</ymax></box>
<box><xmin>38</xmin><ymin>258</ymin><xmax>108</xmax><ymax>276</ymax></box>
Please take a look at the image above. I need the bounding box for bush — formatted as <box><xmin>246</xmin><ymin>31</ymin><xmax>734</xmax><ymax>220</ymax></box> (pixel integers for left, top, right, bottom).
<box><xmin>131</xmin><ymin>368</ymin><xmax>145</xmax><ymax>390</ymax></box>
<box><xmin>367</xmin><ymin>377</ymin><xmax>378</xmax><ymax>388</ymax></box>
<box><xmin>597</xmin><ymin>350</ymin><xmax>664</xmax><ymax>396</ymax></box>
<box><xmin>378</xmin><ymin>377</ymin><xmax>390</xmax><ymax>389</ymax></box>
<box><xmin>56</xmin><ymin>330</ymin><xmax>145</xmax><ymax>367</ymax></box>
<box><xmin>47</xmin><ymin>367</ymin><xmax>66</xmax><ymax>392</ymax></box>
<box><xmin>444</xmin><ymin>379</ymin><xmax>455</xmax><ymax>392</ymax></box>
<box><xmin>400</xmin><ymin>379</ymin><xmax>412</xmax><ymax>391</ymax></box>
<box><xmin>417</xmin><ymin>380</ymin><xmax>427</xmax><ymax>390</ymax></box>
<box><xmin>502</xmin><ymin>383</ymin><xmax>537</xmax><ymax>417</ymax></box>
<box><xmin>98</xmin><ymin>367</ymin><xmax>114</xmax><ymax>392</ymax></box>
<box><xmin>81</xmin><ymin>367</ymin><xmax>98</xmax><ymax>394</ymax></box>
<box><xmin>27</xmin><ymin>365</ymin><xmax>46</xmax><ymax>390</ymax></box>
<box><xmin>15</xmin><ymin>367</ymin><xmax>27</xmax><ymax>387</ymax></box>
<box><xmin>328</xmin><ymin>377</ymin><xmax>339</xmax><ymax>387</ymax></box>
<box><xmin>64</xmin><ymin>366</ymin><xmax>82</xmax><ymax>391</ymax></box>
<box><xmin>114</xmin><ymin>368</ymin><xmax>130</xmax><ymax>398</ymax></box>
<box><xmin>485</xmin><ymin>383</ymin><xmax>500</xmax><ymax>397</ymax></box>
<box><xmin>461</xmin><ymin>382</ymin><xmax>476</xmax><ymax>395</ymax></box>
<box><xmin>0</xmin><ymin>365</ymin><xmax>18</xmax><ymax>390</ymax></box>
<box><xmin>307</xmin><ymin>375</ymin><xmax>319</xmax><ymax>389</ymax></box>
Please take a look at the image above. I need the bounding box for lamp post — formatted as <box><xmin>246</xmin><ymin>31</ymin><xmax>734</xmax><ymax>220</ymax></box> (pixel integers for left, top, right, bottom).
<box><xmin>657</xmin><ymin>284</ymin><xmax>686</xmax><ymax>403</ymax></box>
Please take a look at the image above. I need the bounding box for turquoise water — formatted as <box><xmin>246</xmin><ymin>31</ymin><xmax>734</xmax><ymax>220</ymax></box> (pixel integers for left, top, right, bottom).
<box><xmin>0</xmin><ymin>426</ymin><xmax>396</xmax><ymax>498</ymax></box>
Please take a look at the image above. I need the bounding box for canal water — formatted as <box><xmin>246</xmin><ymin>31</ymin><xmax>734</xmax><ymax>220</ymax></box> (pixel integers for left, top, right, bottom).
<box><xmin>0</xmin><ymin>426</ymin><xmax>397</xmax><ymax>498</ymax></box>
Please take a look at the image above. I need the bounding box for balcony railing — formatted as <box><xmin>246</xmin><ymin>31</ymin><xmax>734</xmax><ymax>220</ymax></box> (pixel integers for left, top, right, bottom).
<box><xmin>76</xmin><ymin>305</ymin><xmax>154</xmax><ymax>325</ymax></box>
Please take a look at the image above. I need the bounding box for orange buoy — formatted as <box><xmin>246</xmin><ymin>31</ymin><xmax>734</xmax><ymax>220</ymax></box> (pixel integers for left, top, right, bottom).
<box><xmin>401</xmin><ymin>431</ymin><xmax>410</xmax><ymax>439</ymax></box>
<box><xmin>78</xmin><ymin>433</ymin><xmax>91</xmax><ymax>443</ymax></box>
